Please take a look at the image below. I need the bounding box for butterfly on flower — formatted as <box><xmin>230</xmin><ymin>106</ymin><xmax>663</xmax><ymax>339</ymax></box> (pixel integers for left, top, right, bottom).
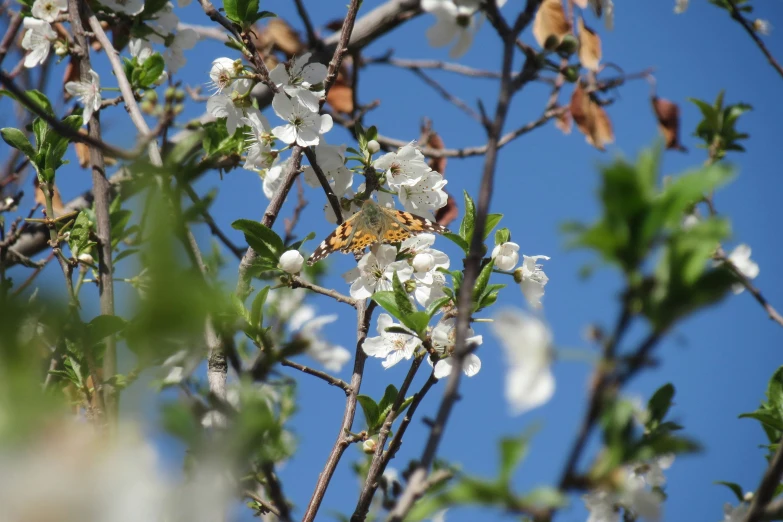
<box><xmin>307</xmin><ymin>199</ymin><xmax>449</xmax><ymax>265</ymax></box>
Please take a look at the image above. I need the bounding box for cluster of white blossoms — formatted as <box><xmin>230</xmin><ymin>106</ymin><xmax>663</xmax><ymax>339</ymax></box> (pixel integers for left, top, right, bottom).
<box><xmin>582</xmin><ymin>454</ymin><xmax>676</xmax><ymax>522</ymax></box>
<box><xmin>492</xmin><ymin>241</ymin><xmax>551</xmax><ymax>310</ymax></box>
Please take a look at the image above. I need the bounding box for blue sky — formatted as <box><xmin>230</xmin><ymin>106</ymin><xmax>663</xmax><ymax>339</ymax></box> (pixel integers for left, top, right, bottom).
<box><xmin>4</xmin><ymin>0</ymin><xmax>783</xmax><ymax>520</ymax></box>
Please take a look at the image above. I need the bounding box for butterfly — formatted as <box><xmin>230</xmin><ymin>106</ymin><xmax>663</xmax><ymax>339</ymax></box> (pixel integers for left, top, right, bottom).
<box><xmin>307</xmin><ymin>199</ymin><xmax>449</xmax><ymax>265</ymax></box>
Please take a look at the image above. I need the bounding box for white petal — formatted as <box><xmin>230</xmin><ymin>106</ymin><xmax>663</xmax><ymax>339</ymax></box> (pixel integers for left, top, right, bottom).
<box><xmin>272</xmin><ymin>124</ymin><xmax>298</xmax><ymax>145</ymax></box>
<box><xmin>449</xmin><ymin>26</ymin><xmax>474</xmax><ymax>58</ymax></box>
<box><xmin>319</xmin><ymin>114</ymin><xmax>333</xmax><ymax>134</ymax></box>
<box><xmin>272</xmin><ymin>92</ymin><xmax>294</xmax><ymax>120</ymax></box>
<box><xmin>363</xmin><ymin>336</ymin><xmax>391</xmax><ymax>357</ymax></box>
<box><xmin>462</xmin><ymin>353</ymin><xmax>481</xmax><ymax>377</ymax></box>
<box><xmin>433</xmin><ymin>358</ymin><xmax>453</xmax><ymax>379</ymax></box>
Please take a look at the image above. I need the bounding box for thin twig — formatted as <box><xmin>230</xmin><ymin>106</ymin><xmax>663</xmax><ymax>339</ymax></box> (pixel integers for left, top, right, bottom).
<box><xmin>243</xmin><ymin>489</ymin><xmax>282</xmax><ymax>518</ymax></box>
<box><xmin>261</xmin><ymin>463</ymin><xmax>293</xmax><ymax>522</ymax></box>
<box><xmin>182</xmin><ymin>184</ymin><xmax>244</xmax><ymax>260</ymax></box>
<box><xmin>0</xmin><ymin>10</ymin><xmax>21</xmax><ymax>67</ymax></box>
<box><xmin>364</xmin><ymin>54</ymin><xmax>503</xmax><ymax>78</ymax></box>
<box><xmin>302</xmin><ymin>301</ymin><xmax>374</xmax><ymax>522</ymax></box>
<box><xmin>283</xmin><ymin>177</ymin><xmax>307</xmax><ymax>246</ymax></box>
<box><xmin>0</xmin><ymin>71</ymin><xmax>136</xmax><ymax>160</ymax></box>
<box><xmin>408</xmin><ymin>67</ymin><xmax>483</xmax><ymax>123</ymax></box>
<box><xmin>293</xmin><ymin>0</ymin><xmax>321</xmax><ymax>49</ymax></box>
<box><xmin>725</xmin><ymin>0</ymin><xmax>783</xmax><ymax>81</ymax></box>
<box><xmin>303</xmin><ymin>147</ymin><xmax>344</xmax><ymax>224</ymax></box>
<box><xmin>281</xmin><ymin>359</ymin><xmax>352</xmax><ymax>394</ymax></box>
<box><xmin>71</xmin><ymin>0</ymin><xmax>117</xmax><ymax>430</ymax></box>
<box><xmin>290</xmin><ymin>275</ymin><xmax>357</xmax><ymax>307</ymax></box>
<box><xmin>744</xmin><ymin>434</ymin><xmax>783</xmax><ymax>522</ymax></box>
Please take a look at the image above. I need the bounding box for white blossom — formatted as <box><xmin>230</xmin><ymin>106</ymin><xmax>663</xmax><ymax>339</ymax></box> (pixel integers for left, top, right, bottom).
<box><xmin>32</xmin><ymin>0</ymin><xmax>67</xmax><ymax>23</ymax></box>
<box><xmin>398</xmin><ymin>171</ymin><xmax>448</xmax><ymax>219</ymax></box>
<box><xmin>427</xmin><ymin>318</ymin><xmax>482</xmax><ymax>379</ymax></box>
<box><xmin>373</xmin><ymin>141</ymin><xmax>430</xmax><ymax>190</ymax></box>
<box><xmin>400</xmin><ymin>234</ymin><xmax>449</xmax><ymax>286</ymax></box>
<box><xmin>279</xmin><ymin>250</ymin><xmax>304</xmax><ymax>274</ymax></box>
<box><xmin>342</xmin><ymin>244</ymin><xmax>413</xmax><ymax>300</ymax></box>
<box><xmin>160</xmin><ymin>349</ymin><xmax>202</xmax><ymax>385</ymax></box>
<box><xmin>515</xmin><ymin>254</ymin><xmax>550</xmax><ymax>309</ymax></box>
<box><xmin>583</xmin><ymin>490</ymin><xmax>619</xmax><ymax>522</ymax></box>
<box><xmin>753</xmin><ymin>19</ymin><xmax>772</xmax><ymax>36</ymax></box>
<box><xmin>147</xmin><ymin>3</ymin><xmax>178</xmax><ymax>43</ymax></box>
<box><xmin>363</xmin><ymin>313</ymin><xmax>422</xmax><ymax>369</ymax></box>
<box><xmin>209</xmin><ymin>57</ymin><xmax>252</xmax><ymax>96</ymax></box>
<box><xmin>243</xmin><ymin>111</ymin><xmax>276</xmax><ymax>170</ymax></box>
<box><xmin>492</xmin><ymin>241</ymin><xmax>519</xmax><ymax>271</ymax></box>
<box><xmin>629</xmin><ymin>454</ymin><xmax>674</xmax><ymax>489</ymax></box>
<box><xmin>64</xmin><ymin>69</ymin><xmax>101</xmax><ymax>124</ymax></box>
<box><xmin>421</xmin><ymin>0</ymin><xmax>480</xmax><ymax>59</ymax></box>
<box><xmin>367</xmin><ymin>139</ymin><xmax>381</xmax><ymax>154</ymax></box>
<box><xmin>303</xmin><ymin>143</ymin><xmax>354</xmax><ymax>197</ymax></box>
<box><xmin>290</xmin><ymin>306</ymin><xmax>351</xmax><ymax>372</ymax></box>
<box><xmin>262</xmin><ymin>157</ymin><xmax>291</xmax><ymax>200</ymax></box>
<box><xmin>101</xmin><ymin>0</ymin><xmax>144</xmax><ymax>15</ymax></box>
<box><xmin>415</xmin><ymin>271</ymin><xmax>448</xmax><ymax>308</ymax></box>
<box><xmin>21</xmin><ymin>18</ymin><xmax>57</xmax><ymax>68</ymax></box>
<box><xmin>492</xmin><ymin>309</ymin><xmax>554</xmax><ymax>415</ymax></box>
<box><xmin>129</xmin><ymin>38</ymin><xmax>153</xmax><ymax>64</ymax></box>
<box><xmin>163</xmin><ymin>28</ymin><xmax>198</xmax><ymax>73</ymax></box>
<box><xmin>269</xmin><ymin>52</ymin><xmax>327</xmax><ymax>112</ymax></box>
<box><xmin>271</xmin><ymin>93</ymin><xmax>333</xmax><ymax>147</ymax></box>
<box><xmin>727</xmin><ymin>243</ymin><xmax>759</xmax><ymax>294</ymax></box>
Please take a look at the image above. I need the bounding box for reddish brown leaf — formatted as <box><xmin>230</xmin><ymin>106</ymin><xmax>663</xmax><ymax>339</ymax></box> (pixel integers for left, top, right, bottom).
<box><xmin>425</xmin><ymin>132</ymin><xmax>447</xmax><ymax>175</ymax></box>
<box><xmin>256</xmin><ymin>19</ymin><xmax>303</xmax><ymax>58</ymax></box>
<box><xmin>555</xmin><ymin>109</ymin><xmax>573</xmax><ymax>135</ymax></box>
<box><xmin>577</xmin><ymin>17</ymin><xmax>601</xmax><ymax>72</ymax></box>
<box><xmin>651</xmin><ymin>96</ymin><xmax>687</xmax><ymax>152</ymax></box>
<box><xmin>75</xmin><ymin>129</ymin><xmax>90</xmax><ymax>168</ymax></box>
<box><xmin>435</xmin><ymin>193</ymin><xmax>459</xmax><ymax>227</ymax></box>
<box><xmin>326</xmin><ymin>66</ymin><xmax>354</xmax><ymax>114</ymax></box>
<box><xmin>533</xmin><ymin>0</ymin><xmax>572</xmax><ymax>49</ymax></box>
<box><xmin>570</xmin><ymin>84</ymin><xmax>614</xmax><ymax>151</ymax></box>
<box><xmin>62</xmin><ymin>56</ymin><xmax>81</xmax><ymax>101</ymax></box>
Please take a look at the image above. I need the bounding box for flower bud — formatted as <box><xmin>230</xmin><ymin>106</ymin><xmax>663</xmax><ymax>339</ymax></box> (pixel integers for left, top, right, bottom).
<box><xmin>367</xmin><ymin>140</ymin><xmax>380</xmax><ymax>154</ymax></box>
<box><xmin>54</xmin><ymin>40</ymin><xmax>68</xmax><ymax>56</ymax></box>
<box><xmin>403</xmin><ymin>279</ymin><xmax>417</xmax><ymax>293</ymax></box>
<box><xmin>513</xmin><ymin>267</ymin><xmax>524</xmax><ymax>284</ymax></box>
<box><xmin>362</xmin><ymin>438</ymin><xmax>377</xmax><ymax>454</ymax></box>
<box><xmin>744</xmin><ymin>491</ymin><xmax>754</xmax><ymax>502</ymax></box>
<box><xmin>752</xmin><ymin>19</ymin><xmax>771</xmax><ymax>35</ymax></box>
<box><xmin>78</xmin><ymin>252</ymin><xmax>94</xmax><ymax>265</ymax></box>
<box><xmin>412</xmin><ymin>252</ymin><xmax>435</xmax><ymax>273</ymax></box>
<box><xmin>279</xmin><ymin>250</ymin><xmax>304</xmax><ymax>274</ymax></box>
<box><xmin>491</xmin><ymin>242</ymin><xmax>520</xmax><ymax>272</ymax></box>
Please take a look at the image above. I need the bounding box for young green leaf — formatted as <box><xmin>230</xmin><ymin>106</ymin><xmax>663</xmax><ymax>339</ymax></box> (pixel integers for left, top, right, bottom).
<box><xmin>459</xmin><ymin>190</ymin><xmax>476</xmax><ymax>242</ymax></box>
<box><xmin>647</xmin><ymin>383</ymin><xmax>675</xmax><ymax>428</ymax></box>
<box><xmin>471</xmin><ymin>259</ymin><xmax>494</xmax><ymax>308</ymax></box>
<box><xmin>357</xmin><ymin>395</ymin><xmax>380</xmax><ymax>430</ymax></box>
<box><xmin>86</xmin><ymin>315</ymin><xmax>127</xmax><ymax>345</ymax></box>
<box><xmin>1</xmin><ymin>128</ymin><xmax>35</xmax><ymax>159</ymax></box>
<box><xmin>250</xmin><ymin>286</ymin><xmax>270</xmax><ymax>329</ymax></box>
<box><xmin>715</xmin><ymin>481</ymin><xmax>744</xmax><ymax>503</ymax></box>
<box><xmin>443</xmin><ymin>232</ymin><xmax>470</xmax><ymax>254</ymax></box>
<box><xmin>232</xmin><ymin>219</ymin><xmax>284</xmax><ymax>261</ymax></box>
<box><xmin>370</xmin><ymin>291</ymin><xmax>403</xmax><ymax>322</ymax></box>
<box><xmin>392</xmin><ymin>272</ymin><xmax>415</xmax><ymax>318</ymax></box>
<box><xmin>483</xmin><ymin>214</ymin><xmax>503</xmax><ymax>240</ymax></box>
<box><xmin>494</xmin><ymin>227</ymin><xmax>510</xmax><ymax>246</ymax></box>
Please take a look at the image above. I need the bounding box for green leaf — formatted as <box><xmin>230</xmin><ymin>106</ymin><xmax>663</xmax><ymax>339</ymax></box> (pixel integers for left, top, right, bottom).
<box><xmin>715</xmin><ymin>481</ymin><xmax>744</xmax><ymax>502</ymax></box>
<box><xmin>522</xmin><ymin>487</ymin><xmax>567</xmax><ymax>509</ymax></box>
<box><xmin>472</xmin><ymin>260</ymin><xmax>494</xmax><ymax>309</ymax></box>
<box><xmin>87</xmin><ymin>315</ymin><xmax>127</xmax><ymax>345</ymax></box>
<box><xmin>494</xmin><ymin>227</ymin><xmax>510</xmax><ymax>246</ymax></box>
<box><xmin>357</xmin><ymin>395</ymin><xmax>380</xmax><ymax>430</ymax></box>
<box><xmin>113</xmin><ymin>248</ymin><xmax>139</xmax><ymax>264</ymax></box>
<box><xmin>232</xmin><ymin>219</ymin><xmax>284</xmax><ymax>261</ymax></box>
<box><xmin>137</xmin><ymin>53</ymin><xmax>165</xmax><ymax>88</ymax></box>
<box><xmin>482</xmin><ymin>214</ymin><xmax>503</xmax><ymax>240</ymax></box>
<box><xmin>459</xmin><ymin>191</ymin><xmax>476</xmax><ymax>242</ymax></box>
<box><xmin>443</xmin><ymin>232</ymin><xmax>470</xmax><ymax>254</ymax></box>
<box><xmin>250</xmin><ymin>286</ymin><xmax>270</xmax><ymax>329</ymax></box>
<box><xmin>392</xmin><ymin>272</ymin><xmax>415</xmax><ymax>317</ymax></box>
<box><xmin>425</xmin><ymin>296</ymin><xmax>452</xmax><ymax>318</ymax></box>
<box><xmin>288</xmin><ymin>231</ymin><xmax>315</xmax><ymax>251</ymax></box>
<box><xmin>402</xmin><ymin>312</ymin><xmax>430</xmax><ymax>336</ymax></box>
<box><xmin>739</xmin><ymin>410</ymin><xmax>783</xmax><ymax>432</ymax></box>
<box><xmin>647</xmin><ymin>383</ymin><xmax>675</xmax><ymax>427</ymax></box>
<box><xmin>222</xmin><ymin>0</ymin><xmax>239</xmax><ymax>22</ymax></box>
<box><xmin>767</xmin><ymin>366</ymin><xmax>783</xmax><ymax>414</ymax></box>
<box><xmin>1</xmin><ymin>128</ymin><xmax>35</xmax><ymax>159</ymax></box>
<box><xmin>499</xmin><ymin>436</ymin><xmax>529</xmax><ymax>484</ymax></box>
<box><xmin>370</xmin><ymin>291</ymin><xmax>403</xmax><ymax>322</ymax></box>
<box><xmin>378</xmin><ymin>384</ymin><xmax>399</xmax><ymax>415</ymax></box>
<box><xmin>249</xmin><ymin>10</ymin><xmax>276</xmax><ymax>23</ymax></box>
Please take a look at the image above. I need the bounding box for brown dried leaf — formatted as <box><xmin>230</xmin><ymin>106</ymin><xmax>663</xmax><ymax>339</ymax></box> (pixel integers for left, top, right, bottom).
<box><xmin>435</xmin><ymin>194</ymin><xmax>459</xmax><ymax>227</ymax></box>
<box><xmin>533</xmin><ymin>0</ymin><xmax>572</xmax><ymax>49</ymax></box>
<box><xmin>577</xmin><ymin>17</ymin><xmax>601</xmax><ymax>72</ymax></box>
<box><xmin>75</xmin><ymin>129</ymin><xmax>90</xmax><ymax>168</ymax></box>
<box><xmin>570</xmin><ymin>84</ymin><xmax>614</xmax><ymax>150</ymax></box>
<box><xmin>33</xmin><ymin>178</ymin><xmax>65</xmax><ymax>216</ymax></box>
<box><xmin>326</xmin><ymin>66</ymin><xmax>354</xmax><ymax>114</ymax></box>
<box><xmin>424</xmin><ymin>132</ymin><xmax>447</xmax><ymax>175</ymax></box>
<box><xmin>62</xmin><ymin>56</ymin><xmax>81</xmax><ymax>101</ymax></box>
<box><xmin>651</xmin><ymin>96</ymin><xmax>687</xmax><ymax>152</ymax></box>
<box><xmin>555</xmin><ymin>109</ymin><xmax>573</xmax><ymax>135</ymax></box>
<box><xmin>256</xmin><ymin>19</ymin><xmax>303</xmax><ymax>58</ymax></box>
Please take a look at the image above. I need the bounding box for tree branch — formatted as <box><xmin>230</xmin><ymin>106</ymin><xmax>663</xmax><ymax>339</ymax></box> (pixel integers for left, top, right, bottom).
<box><xmin>281</xmin><ymin>358</ymin><xmax>352</xmax><ymax>395</ymax></box>
<box><xmin>744</xmin><ymin>433</ymin><xmax>783</xmax><ymax>522</ymax></box>
<box><xmin>0</xmin><ymin>11</ymin><xmax>21</xmax><ymax>67</ymax></box>
<box><xmin>290</xmin><ymin>275</ymin><xmax>357</xmax><ymax>307</ymax></box>
<box><xmin>725</xmin><ymin>0</ymin><xmax>783</xmax><ymax>81</ymax></box>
